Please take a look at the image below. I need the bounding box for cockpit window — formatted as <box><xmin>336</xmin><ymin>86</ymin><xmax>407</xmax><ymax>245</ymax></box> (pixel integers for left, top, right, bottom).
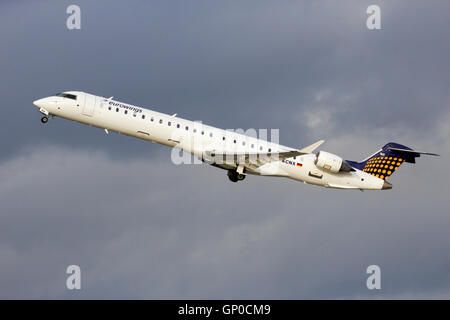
<box><xmin>54</xmin><ymin>92</ymin><xmax>77</xmax><ymax>100</ymax></box>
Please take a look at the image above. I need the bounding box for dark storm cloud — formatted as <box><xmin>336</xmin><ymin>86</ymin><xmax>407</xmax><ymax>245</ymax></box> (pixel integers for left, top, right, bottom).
<box><xmin>0</xmin><ymin>144</ymin><xmax>449</xmax><ymax>299</ymax></box>
<box><xmin>2</xmin><ymin>0</ymin><xmax>449</xmax><ymax>154</ymax></box>
<box><xmin>0</xmin><ymin>0</ymin><xmax>449</xmax><ymax>298</ymax></box>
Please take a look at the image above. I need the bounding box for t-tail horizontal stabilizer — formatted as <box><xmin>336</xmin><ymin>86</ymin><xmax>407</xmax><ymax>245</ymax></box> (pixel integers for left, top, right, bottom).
<box><xmin>384</xmin><ymin>147</ymin><xmax>440</xmax><ymax>158</ymax></box>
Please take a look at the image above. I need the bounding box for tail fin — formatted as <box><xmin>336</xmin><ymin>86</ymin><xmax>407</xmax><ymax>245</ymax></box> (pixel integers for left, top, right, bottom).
<box><xmin>346</xmin><ymin>142</ymin><xmax>439</xmax><ymax>181</ymax></box>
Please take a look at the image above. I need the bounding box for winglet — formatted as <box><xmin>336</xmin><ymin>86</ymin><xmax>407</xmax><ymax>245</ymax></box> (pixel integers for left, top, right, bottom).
<box><xmin>299</xmin><ymin>140</ymin><xmax>325</xmax><ymax>154</ymax></box>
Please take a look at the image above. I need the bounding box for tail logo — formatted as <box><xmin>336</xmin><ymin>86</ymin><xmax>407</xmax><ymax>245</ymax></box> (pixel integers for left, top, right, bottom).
<box><xmin>362</xmin><ymin>156</ymin><xmax>404</xmax><ymax>180</ymax></box>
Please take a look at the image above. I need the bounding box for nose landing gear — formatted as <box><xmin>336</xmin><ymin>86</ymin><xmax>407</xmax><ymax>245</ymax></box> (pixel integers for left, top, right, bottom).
<box><xmin>38</xmin><ymin>107</ymin><xmax>50</xmax><ymax>124</ymax></box>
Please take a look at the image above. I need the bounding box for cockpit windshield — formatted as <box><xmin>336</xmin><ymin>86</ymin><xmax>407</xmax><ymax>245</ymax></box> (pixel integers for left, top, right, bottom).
<box><xmin>54</xmin><ymin>92</ymin><xmax>77</xmax><ymax>100</ymax></box>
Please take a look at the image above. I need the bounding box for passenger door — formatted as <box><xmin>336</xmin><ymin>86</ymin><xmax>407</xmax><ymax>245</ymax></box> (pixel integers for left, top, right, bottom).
<box><xmin>82</xmin><ymin>94</ymin><xmax>97</xmax><ymax>116</ymax></box>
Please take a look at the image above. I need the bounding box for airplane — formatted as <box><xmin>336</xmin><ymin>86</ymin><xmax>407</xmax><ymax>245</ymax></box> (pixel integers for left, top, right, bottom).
<box><xmin>33</xmin><ymin>91</ymin><xmax>439</xmax><ymax>190</ymax></box>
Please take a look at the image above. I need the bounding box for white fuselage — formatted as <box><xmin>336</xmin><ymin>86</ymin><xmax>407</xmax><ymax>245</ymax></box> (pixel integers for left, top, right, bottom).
<box><xmin>33</xmin><ymin>91</ymin><xmax>385</xmax><ymax>190</ymax></box>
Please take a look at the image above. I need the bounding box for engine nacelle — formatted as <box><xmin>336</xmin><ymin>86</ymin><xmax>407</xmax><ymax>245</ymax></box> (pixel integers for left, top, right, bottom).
<box><xmin>314</xmin><ymin>151</ymin><xmax>353</xmax><ymax>173</ymax></box>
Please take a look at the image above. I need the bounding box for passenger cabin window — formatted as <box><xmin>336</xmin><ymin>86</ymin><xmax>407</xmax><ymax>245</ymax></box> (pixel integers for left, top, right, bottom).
<box><xmin>142</xmin><ymin>115</ymin><xmax>145</xmax><ymax>119</ymax></box>
<box><xmin>185</xmin><ymin>126</ymin><xmax>189</xmax><ymax>131</ymax></box>
<box><xmin>177</xmin><ymin>124</ymin><xmax>180</xmax><ymax>128</ymax></box>
<box><xmin>124</xmin><ymin>110</ymin><xmax>128</xmax><ymax>114</ymax></box>
<box><xmin>159</xmin><ymin>119</ymin><xmax>163</xmax><ymax>124</ymax></box>
<box><xmin>150</xmin><ymin>117</ymin><xmax>154</xmax><ymax>122</ymax></box>
<box><xmin>168</xmin><ymin>121</ymin><xmax>171</xmax><ymax>126</ymax></box>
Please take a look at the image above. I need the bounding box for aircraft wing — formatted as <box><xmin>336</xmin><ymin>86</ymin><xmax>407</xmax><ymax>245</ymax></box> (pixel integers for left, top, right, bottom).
<box><xmin>298</xmin><ymin>139</ymin><xmax>325</xmax><ymax>154</ymax></box>
<box><xmin>203</xmin><ymin>140</ymin><xmax>324</xmax><ymax>167</ymax></box>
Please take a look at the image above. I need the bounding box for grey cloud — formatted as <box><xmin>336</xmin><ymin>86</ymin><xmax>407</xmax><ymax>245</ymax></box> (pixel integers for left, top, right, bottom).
<box><xmin>1</xmin><ymin>0</ymin><xmax>449</xmax><ymax>153</ymax></box>
<box><xmin>0</xmin><ymin>142</ymin><xmax>449</xmax><ymax>299</ymax></box>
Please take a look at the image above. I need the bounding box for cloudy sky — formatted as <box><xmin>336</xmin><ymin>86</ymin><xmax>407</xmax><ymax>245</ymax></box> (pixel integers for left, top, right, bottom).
<box><xmin>1</xmin><ymin>0</ymin><xmax>449</xmax><ymax>299</ymax></box>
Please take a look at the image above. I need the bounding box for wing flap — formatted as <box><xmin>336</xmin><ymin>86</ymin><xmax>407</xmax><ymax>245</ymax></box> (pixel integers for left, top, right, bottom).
<box><xmin>204</xmin><ymin>150</ymin><xmax>302</xmax><ymax>166</ymax></box>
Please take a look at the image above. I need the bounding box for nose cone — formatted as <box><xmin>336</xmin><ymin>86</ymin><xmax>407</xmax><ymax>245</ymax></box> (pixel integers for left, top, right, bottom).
<box><xmin>33</xmin><ymin>99</ymin><xmax>44</xmax><ymax>108</ymax></box>
<box><xmin>382</xmin><ymin>181</ymin><xmax>393</xmax><ymax>190</ymax></box>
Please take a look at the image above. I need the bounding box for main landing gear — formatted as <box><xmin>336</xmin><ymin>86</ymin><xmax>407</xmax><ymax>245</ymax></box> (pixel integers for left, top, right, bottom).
<box><xmin>227</xmin><ymin>170</ymin><xmax>246</xmax><ymax>182</ymax></box>
<box><xmin>41</xmin><ymin>116</ymin><xmax>49</xmax><ymax>123</ymax></box>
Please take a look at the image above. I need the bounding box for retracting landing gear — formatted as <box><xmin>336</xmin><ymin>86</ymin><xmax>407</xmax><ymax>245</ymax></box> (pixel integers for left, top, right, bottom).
<box><xmin>227</xmin><ymin>170</ymin><xmax>246</xmax><ymax>182</ymax></box>
<box><xmin>41</xmin><ymin>116</ymin><xmax>48</xmax><ymax>123</ymax></box>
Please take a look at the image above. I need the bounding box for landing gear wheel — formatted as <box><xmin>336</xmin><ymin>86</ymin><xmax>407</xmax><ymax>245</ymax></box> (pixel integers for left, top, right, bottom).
<box><xmin>41</xmin><ymin>116</ymin><xmax>48</xmax><ymax>124</ymax></box>
<box><xmin>227</xmin><ymin>170</ymin><xmax>239</xmax><ymax>182</ymax></box>
<box><xmin>227</xmin><ymin>170</ymin><xmax>245</xmax><ymax>182</ymax></box>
